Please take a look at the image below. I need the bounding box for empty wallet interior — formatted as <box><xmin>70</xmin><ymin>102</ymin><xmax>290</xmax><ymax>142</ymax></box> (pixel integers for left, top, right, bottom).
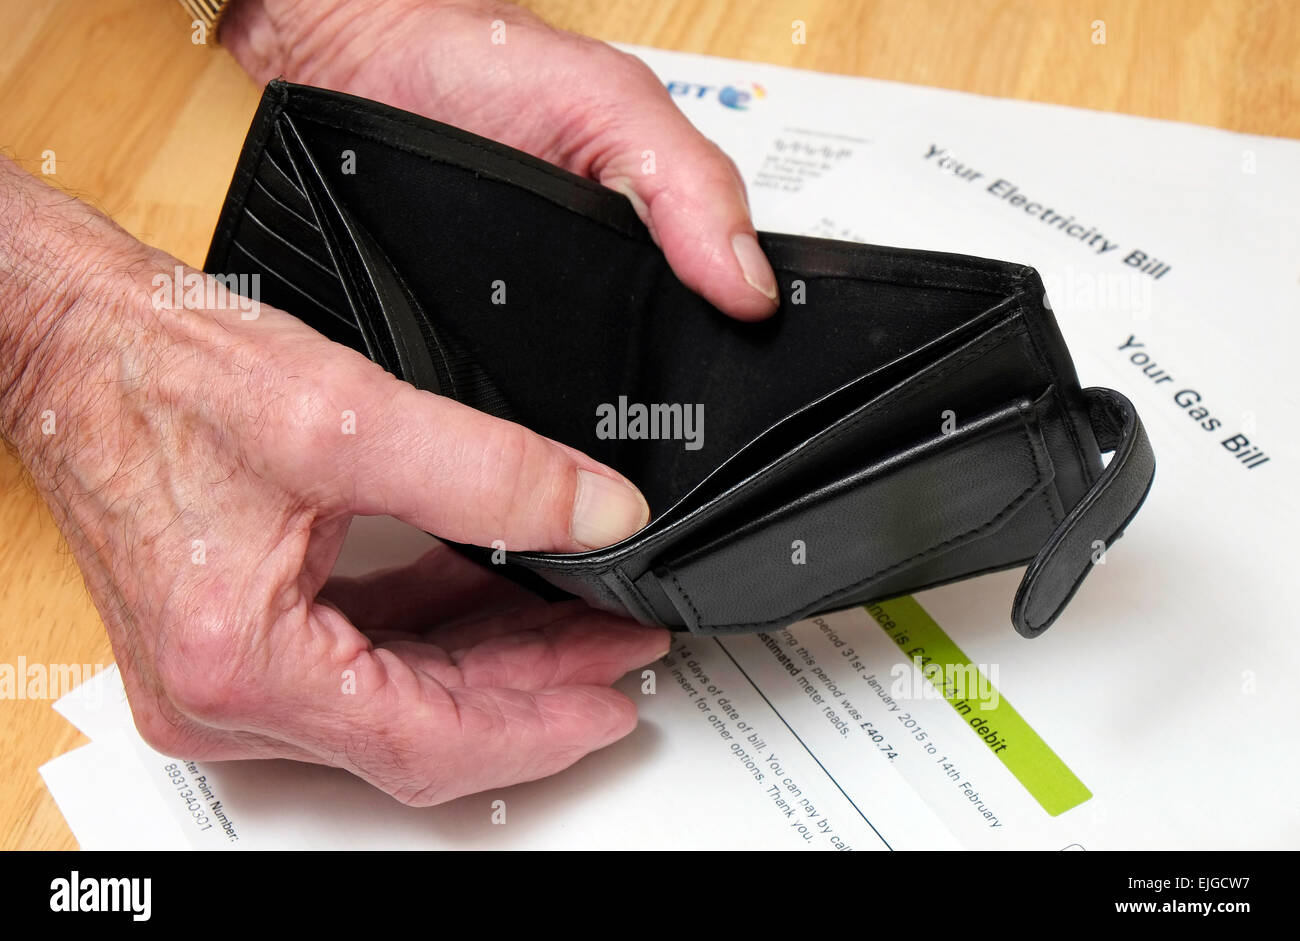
<box><xmin>212</xmin><ymin>98</ymin><xmax>1040</xmax><ymax>531</ymax></box>
<box><xmin>206</xmin><ymin>82</ymin><xmax>1158</xmax><ymax>638</ymax></box>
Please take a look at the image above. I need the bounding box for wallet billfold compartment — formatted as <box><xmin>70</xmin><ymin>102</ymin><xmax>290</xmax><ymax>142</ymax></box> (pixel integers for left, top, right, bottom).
<box><xmin>205</xmin><ymin>80</ymin><xmax>1155</xmax><ymax>638</ymax></box>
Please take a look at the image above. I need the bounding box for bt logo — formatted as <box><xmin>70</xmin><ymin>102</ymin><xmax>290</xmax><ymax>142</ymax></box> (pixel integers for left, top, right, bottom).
<box><xmin>666</xmin><ymin>81</ymin><xmax>767</xmax><ymax>110</ymax></box>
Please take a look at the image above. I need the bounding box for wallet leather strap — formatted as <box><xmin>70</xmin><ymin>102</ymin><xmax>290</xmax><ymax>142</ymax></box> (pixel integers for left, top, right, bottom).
<box><xmin>1011</xmin><ymin>387</ymin><xmax>1155</xmax><ymax>637</ymax></box>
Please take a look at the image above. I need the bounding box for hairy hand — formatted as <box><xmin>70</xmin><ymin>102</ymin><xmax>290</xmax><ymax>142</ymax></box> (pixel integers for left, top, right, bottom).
<box><xmin>1</xmin><ymin>160</ymin><xmax>668</xmax><ymax>805</ymax></box>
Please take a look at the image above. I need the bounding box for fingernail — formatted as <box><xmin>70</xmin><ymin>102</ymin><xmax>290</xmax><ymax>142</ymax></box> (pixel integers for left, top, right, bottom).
<box><xmin>572</xmin><ymin>469</ymin><xmax>650</xmax><ymax>550</ymax></box>
<box><xmin>607</xmin><ymin>176</ymin><xmax>659</xmax><ymax>245</ymax></box>
<box><xmin>731</xmin><ymin>232</ymin><xmax>778</xmax><ymax>300</ymax></box>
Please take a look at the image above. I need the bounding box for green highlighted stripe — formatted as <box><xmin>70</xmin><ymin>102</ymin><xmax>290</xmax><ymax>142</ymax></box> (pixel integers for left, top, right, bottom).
<box><xmin>866</xmin><ymin>597</ymin><xmax>1091</xmax><ymax>817</ymax></box>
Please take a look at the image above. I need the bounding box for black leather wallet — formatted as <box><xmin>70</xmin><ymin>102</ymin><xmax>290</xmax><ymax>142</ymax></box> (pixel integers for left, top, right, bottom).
<box><xmin>205</xmin><ymin>80</ymin><xmax>1155</xmax><ymax>638</ymax></box>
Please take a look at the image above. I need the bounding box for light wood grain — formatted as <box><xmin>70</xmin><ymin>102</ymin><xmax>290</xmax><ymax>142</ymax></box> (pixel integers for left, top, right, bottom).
<box><xmin>1</xmin><ymin>0</ymin><xmax>1295</xmax><ymax>850</ymax></box>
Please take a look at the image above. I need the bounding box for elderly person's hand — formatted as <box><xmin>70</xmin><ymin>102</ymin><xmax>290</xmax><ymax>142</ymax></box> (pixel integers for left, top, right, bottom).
<box><xmin>0</xmin><ymin>0</ymin><xmax>775</xmax><ymax>806</ymax></box>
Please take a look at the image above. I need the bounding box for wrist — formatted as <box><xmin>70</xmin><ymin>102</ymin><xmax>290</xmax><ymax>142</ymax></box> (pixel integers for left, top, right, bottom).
<box><xmin>0</xmin><ymin>160</ymin><xmax>143</xmax><ymax>473</ymax></box>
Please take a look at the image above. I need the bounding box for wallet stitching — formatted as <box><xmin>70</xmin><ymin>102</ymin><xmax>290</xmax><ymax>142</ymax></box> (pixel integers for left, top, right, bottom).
<box><xmin>610</xmin><ymin>568</ymin><xmax>660</xmax><ymax>625</ymax></box>
<box><xmin>789</xmin><ymin>271</ymin><xmax>1004</xmax><ymax>297</ymax></box>
<box><xmin>1039</xmin><ymin>482</ymin><xmax>1062</xmax><ymax>528</ymax></box>
<box><xmin>1004</xmin><ymin>279</ymin><xmax>1095</xmax><ymax>515</ymax></box>
<box><xmin>767</xmin><ymin>239</ymin><xmax>1021</xmax><ymax>292</ymax></box>
<box><xmin>1022</xmin><ymin>396</ymin><xmax>1064</xmax><ymax>531</ymax></box>
<box><xmin>672</xmin><ymin>419</ymin><xmax>1051</xmax><ymax>631</ymax></box>
<box><xmin>1013</xmin><ymin>272</ymin><xmax>1095</xmax><ymax>489</ymax></box>
<box><xmin>665</xmin><ymin>568</ymin><xmax>705</xmax><ymax>627</ymax></box>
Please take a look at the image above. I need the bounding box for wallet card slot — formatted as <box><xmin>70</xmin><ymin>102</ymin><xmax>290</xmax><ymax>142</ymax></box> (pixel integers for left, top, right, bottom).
<box><xmin>242</xmin><ymin>184</ymin><xmax>336</xmax><ymax>273</ymax></box>
<box><xmin>257</xmin><ymin>148</ymin><xmax>315</xmax><ymax>218</ymax></box>
<box><xmin>645</xmin><ymin>396</ymin><xmax>1055</xmax><ymax>633</ymax></box>
<box><xmin>225</xmin><ymin>240</ymin><xmax>355</xmax><ymax>330</ymax></box>
<box><xmin>234</xmin><ymin>209</ymin><xmax>341</xmax><ymax>291</ymax></box>
<box><xmin>251</xmin><ymin>175</ymin><xmax>320</xmax><ymax>231</ymax></box>
<box><xmin>276</xmin><ymin>115</ymin><xmax>448</xmax><ymax>395</ymax></box>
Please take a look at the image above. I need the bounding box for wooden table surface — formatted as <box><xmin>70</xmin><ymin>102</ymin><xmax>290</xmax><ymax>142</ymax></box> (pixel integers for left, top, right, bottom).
<box><xmin>2</xmin><ymin>0</ymin><xmax>1296</xmax><ymax>850</ymax></box>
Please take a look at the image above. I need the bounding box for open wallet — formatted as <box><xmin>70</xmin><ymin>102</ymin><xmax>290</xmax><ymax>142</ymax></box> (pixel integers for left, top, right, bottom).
<box><xmin>205</xmin><ymin>80</ymin><xmax>1155</xmax><ymax>639</ymax></box>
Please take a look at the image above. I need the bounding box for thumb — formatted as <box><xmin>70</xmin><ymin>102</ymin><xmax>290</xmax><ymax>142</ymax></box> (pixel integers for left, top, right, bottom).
<box><xmin>591</xmin><ymin>62</ymin><xmax>779</xmax><ymax>321</ymax></box>
<box><xmin>310</xmin><ymin>375</ymin><xmax>649</xmax><ymax>553</ymax></box>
